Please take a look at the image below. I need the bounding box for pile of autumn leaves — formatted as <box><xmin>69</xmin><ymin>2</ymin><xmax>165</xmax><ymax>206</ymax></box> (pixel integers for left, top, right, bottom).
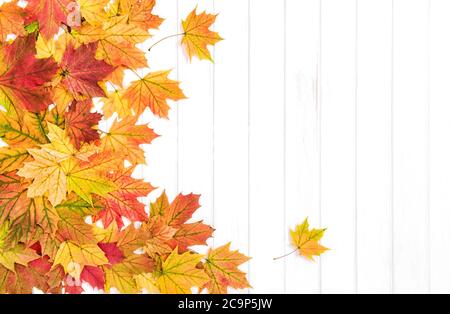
<box><xmin>0</xmin><ymin>0</ymin><xmax>250</xmax><ymax>294</ymax></box>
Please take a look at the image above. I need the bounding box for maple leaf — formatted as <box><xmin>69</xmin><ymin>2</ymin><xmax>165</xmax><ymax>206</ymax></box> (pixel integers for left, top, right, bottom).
<box><xmin>98</xmin><ymin>242</ymin><xmax>125</xmax><ymax>265</ymax></box>
<box><xmin>155</xmin><ymin>248</ymin><xmax>209</xmax><ymax>294</ymax></box>
<box><xmin>101</xmin><ymin>115</ymin><xmax>159</xmax><ymax>165</ymax></box>
<box><xmin>53</xmin><ymin>241</ymin><xmax>109</xmax><ymax>280</ymax></box>
<box><xmin>81</xmin><ymin>265</ymin><xmax>105</xmax><ymax>290</ymax></box>
<box><xmin>134</xmin><ymin>272</ymin><xmax>159</xmax><ymax>294</ymax></box>
<box><xmin>65</xmin><ymin>100</ymin><xmax>102</xmax><ymax>149</ymax></box>
<box><xmin>0</xmin><ymin>148</ymin><xmax>30</xmax><ymax>174</ymax></box>
<box><xmin>144</xmin><ymin>217</ymin><xmax>176</xmax><ymax>258</ymax></box>
<box><xmin>0</xmin><ymin>36</ymin><xmax>58</xmax><ymax>112</ymax></box>
<box><xmin>0</xmin><ymin>256</ymin><xmax>52</xmax><ymax>294</ymax></box>
<box><xmin>162</xmin><ymin>192</ymin><xmax>201</xmax><ymax>227</ymax></box>
<box><xmin>289</xmin><ymin>218</ymin><xmax>329</xmax><ymax>261</ymax></box>
<box><xmin>73</xmin><ymin>18</ymin><xmax>150</xmax><ymax>69</ymax></box>
<box><xmin>181</xmin><ymin>8</ymin><xmax>223</xmax><ymax>62</ymax></box>
<box><xmin>102</xmin><ymin>88</ymin><xmax>131</xmax><ymax>118</ymax></box>
<box><xmin>56</xmin><ymin>207</ymin><xmax>96</xmax><ymax>245</ymax></box>
<box><xmin>202</xmin><ymin>243</ymin><xmax>250</xmax><ymax>294</ymax></box>
<box><xmin>147</xmin><ymin>192</ymin><xmax>213</xmax><ymax>253</ymax></box>
<box><xmin>94</xmin><ymin>165</ymin><xmax>154</xmax><ymax>228</ymax></box>
<box><xmin>60</xmin><ymin>42</ymin><xmax>115</xmax><ymax>99</ymax></box>
<box><xmin>26</xmin><ymin>0</ymin><xmax>72</xmax><ymax>39</ymax></box>
<box><xmin>0</xmin><ymin>243</ymin><xmax>40</xmax><ymax>272</ymax></box>
<box><xmin>16</xmin><ymin>123</ymin><xmax>104</xmax><ymax>207</ymax></box>
<box><xmin>0</xmin><ymin>174</ymin><xmax>59</xmax><ymax>246</ymax></box>
<box><xmin>62</xmin><ymin>152</ymin><xmax>119</xmax><ymax>205</ymax></box>
<box><xmin>170</xmin><ymin>221</ymin><xmax>214</xmax><ymax>252</ymax></box>
<box><xmin>110</xmin><ymin>0</ymin><xmax>163</xmax><ymax>32</ymax></box>
<box><xmin>123</xmin><ymin>70</ymin><xmax>186</xmax><ymax>118</ymax></box>
<box><xmin>0</xmin><ymin>109</ymin><xmax>49</xmax><ymax>147</ymax></box>
<box><xmin>104</xmin><ymin>255</ymin><xmax>154</xmax><ymax>294</ymax></box>
<box><xmin>77</xmin><ymin>0</ymin><xmax>109</xmax><ymax>26</ymax></box>
<box><xmin>0</xmin><ymin>1</ymin><xmax>26</xmax><ymax>42</ymax></box>
<box><xmin>17</xmin><ymin>147</ymin><xmax>67</xmax><ymax>206</ymax></box>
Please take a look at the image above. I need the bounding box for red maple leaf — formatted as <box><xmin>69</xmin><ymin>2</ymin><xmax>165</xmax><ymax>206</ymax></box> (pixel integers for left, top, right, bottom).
<box><xmin>163</xmin><ymin>193</ymin><xmax>201</xmax><ymax>227</ymax></box>
<box><xmin>60</xmin><ymin>43</ymin><xmax>115</xmax><ymax>99</ymax></box>
<box><xmin>98</xmin><ymin>243</ymin><xmax>125</xmax><ymax>265</ymax></box>
<box><xmin>94</xmin><ymin>166</ymin><xmax>154</xmax><ymax>228</ymax></box>
<box><xmin>0</xmin><ymin>36</ymin><xmax>57</xmax><ymax>112</ymax></box>
<box><xmin>81</xmin><ymin>266</ymin><xmax>105</xmax><ymax>290</ymax></box>
<box><xmin>65</xmin><ymin>100</ymin><xmax>102</xmax><ymax>149</ymax></box>
<box><xmin>26</xmin><ymin>0</ymin><xmax>72</xmax><ymax>39</ymax></box>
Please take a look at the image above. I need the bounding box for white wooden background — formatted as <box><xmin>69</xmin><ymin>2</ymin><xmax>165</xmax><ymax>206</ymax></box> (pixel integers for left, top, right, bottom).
<box><xmin>140</xmin><ymin>0</ymin><xmax>450</xmax><ymax>294</ymax></box>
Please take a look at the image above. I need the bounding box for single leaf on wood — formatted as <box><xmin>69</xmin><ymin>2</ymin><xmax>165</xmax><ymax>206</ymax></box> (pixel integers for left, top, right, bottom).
<box><xmin>290</xmin><ymin>218</ymin><xmax>329</xmax><ymax>261</ymax></box>
<box><xmin>181</xmin><ymin>8</ymin><xmax>223</xmax><ymax>62</ymax></box>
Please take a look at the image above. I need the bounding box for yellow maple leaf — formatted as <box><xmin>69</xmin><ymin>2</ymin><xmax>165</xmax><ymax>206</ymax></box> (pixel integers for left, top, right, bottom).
<box><xmin>17</xmin><ymin>124</ymin><xmax>98</xmax><ymax>206</ymax></box>
<box><xmin>0</xmin><ymin>147</ymin><xmax>30</xmax><ymax>174</ymax></box>
<box><xmin>17</xmin><ymin>148</ymin><xmax>67</xmax><ymax>206</ymax></box>
<box><xmin>77</xmin><ymin>0</ymin><xmax>109</xmax><ymax>26</ymax></box>
<box><xmin>135</xmin><ymin>273</ymin><xmax>159</xmax><ymax>294</ymax></box>
<box><xmin>0</xmin><ymin>244</ymin><xmax>40</xmax><ymax>272</ymax></box>
<box><xmin>181</xmin><ymin>8</ymin><xmax>223</xmax><ymax>62</ymax></box>
<box><xmin>123</xmin><ymin>70</ymin><xmax>186</xmax><ymax>118</ymax></box>
<box><xmin>104</xmin><ymin>255</ymin><xmax>154</xmax><ymax>294</ymax></box>
<box><xmin>101</xmin><ymin>116</ymin><xmax>158</xmax><ymax>165</ymax></box>
<box><xmin>289</xmin><ymin>218</ymin><xmax>329</xmax><ymax>261</ymax></box>
<box><xmin>155</xmin><ymin>248</ymin><xmax>209</xmax><ymax>294</ymax></box>
<box><xmin>53</xmin><ymin>241</ymin><xmax>108</xmax><ymax>280</ymax></box>
<box><xmin>36</xmin><ymin>35</ymin><xmax>56</xmax><ymax>59</ymax></box>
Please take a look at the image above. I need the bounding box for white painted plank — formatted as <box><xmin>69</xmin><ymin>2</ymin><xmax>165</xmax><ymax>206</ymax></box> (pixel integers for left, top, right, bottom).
<box><xmin>392</xmin><ymin>0</ymin><xmax>430</xmax><ymax>293</ymax></box>
<box><xmin>285</xmin><ymin>0</ymin><xmax>321</xmax><ymax>294</ymax></box>
<box><xmin>213</xmin><ymin>0</ymin><xmax>250</xmax><ymax>293</ymax></box>
<box><xmin>248</xmin><ymin>0</ymin><xmax>285</xmax><ymax>293</ymax></box>
<box><xmin>356</xmin><ymin>0</ymin><xmax>393</xmax><ymax>293</ymax></box>
<box><xmin>177</xmin><ymin>0</ymin><xmax>215</xmax><ymax>251</ymax></box>
<box><xmin>429</xmin><ymin>0</ymin><xmax>450</xmax><ymax>294</ymax></box>
<box><xmin>141</xmin><ymin>0</ymin><xmax>180</xmax><ymax>200</ymax></box>
<box><xmin>320</xmin><ymin>0</ymin><xmax>357</xmax><ymax>293</ymax></box>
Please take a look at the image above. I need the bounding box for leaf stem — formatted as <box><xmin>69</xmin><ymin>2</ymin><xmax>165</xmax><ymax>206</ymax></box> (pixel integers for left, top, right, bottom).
<box><xmin>148</xmin><ymin>33</ymin><xmax>185</xmax><ymax>52</ymax></box>
<box><xmin>273</xmin><ymin>249</ymin><xmax>298</xmax><ymax>261</ymax></box>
